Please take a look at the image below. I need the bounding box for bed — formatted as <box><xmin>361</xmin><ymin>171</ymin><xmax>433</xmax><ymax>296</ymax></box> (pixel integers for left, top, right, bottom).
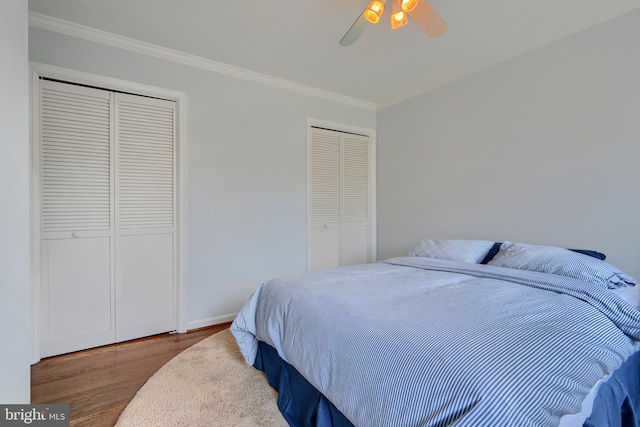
<box><xmin>231</xmin><ymin>240</ymin><xmax>640</xmax><ymax>427</ymax></box>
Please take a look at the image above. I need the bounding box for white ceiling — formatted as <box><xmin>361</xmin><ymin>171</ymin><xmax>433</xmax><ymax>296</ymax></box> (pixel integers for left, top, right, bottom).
<box><xmin>28</xmin><ymin>0</ymin><xmax>640</xmax><ymax>108</ymax></box>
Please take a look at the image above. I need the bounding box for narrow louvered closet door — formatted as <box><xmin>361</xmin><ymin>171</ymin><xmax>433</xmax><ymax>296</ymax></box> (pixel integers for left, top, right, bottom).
<box><xmin>308</xmin><ymin>128</ymin><xmax>342</xmax><ymax>271</ymax></box>
<box><xmin>39</xmin><ymin>80</ymin><xmax>115</xmax><ymax>357</ymax></box>
<box><xmin>115</xmin><ymin>93</ymin><xmax>176</xmax><ymax>342</ymax></box>
<box><xmin>307</xmin><ymin>126</ymin><xmax>372</xmax><ymax>272</ymax></box>
<box><xmin>341</xmin><ymin>134</ymin><xmax>370</xmax><ymax>266</ymax></box>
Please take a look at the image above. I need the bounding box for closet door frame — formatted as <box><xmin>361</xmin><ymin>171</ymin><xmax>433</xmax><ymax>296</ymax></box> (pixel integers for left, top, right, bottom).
<box><xmin>305</xmin><ymin>117</ymin><xmax>377</xmax><ymax>272</ymax></box>
<box><xmin>30</xmin><ymin>62</ymin><xmax>188</xmax><ymax>363</ymax></box>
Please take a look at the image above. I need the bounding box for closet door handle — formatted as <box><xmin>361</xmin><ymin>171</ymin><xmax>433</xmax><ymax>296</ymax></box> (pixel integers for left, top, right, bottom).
<box><xmin>72</xmin><ymin>231</ymin><xmax>80</xmax><ymax>238</ymax></box>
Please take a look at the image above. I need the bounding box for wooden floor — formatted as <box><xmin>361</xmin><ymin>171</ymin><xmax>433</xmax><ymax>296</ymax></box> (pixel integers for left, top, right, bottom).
<box><xmin>31</xmin><ymin>323</ymin><xmax>231</xmax><ymax>427</ymax></box>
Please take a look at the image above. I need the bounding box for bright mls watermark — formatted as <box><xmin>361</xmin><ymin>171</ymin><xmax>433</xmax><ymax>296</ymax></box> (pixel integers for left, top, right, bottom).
<box><xmin>0</xmin><ymin>405</ymin><xmax>69</xmax><ymax>427</ymax></box>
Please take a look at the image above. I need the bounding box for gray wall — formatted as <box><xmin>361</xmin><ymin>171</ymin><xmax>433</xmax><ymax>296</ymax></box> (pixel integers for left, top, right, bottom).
<box><xmin>377</xmin><ymin>9</ymin><xmax>640</xmax><ymax>279</ymax></box>
<box><xmin>0</xmin><ymin>0</ymin><xmax>31</xmax><ymax>403</ymax></box>
<box><xmin>27</xmin><ymin>7</ymin><xmax>640</xmax><ymax>334</ymax></box>
<box><xmin>29</xmin><ymin>27</ymin><xmax>376</xmax><ymax>325</ymax></box>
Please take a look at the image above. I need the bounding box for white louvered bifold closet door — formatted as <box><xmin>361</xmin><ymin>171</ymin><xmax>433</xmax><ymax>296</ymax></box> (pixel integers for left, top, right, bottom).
<box><xmin>39</xmin><ymin>80</ymin><xmax>177</xmax><ymax>357</ymax></box>
<box><xmin>307</xmin><ymin>127</ymin><xmax>371</xmax><ymax>272</ymax></box>
<box><xmin>40</xmin><ymin>80</ymin><xmax>116</xmax><ymax>357</ymax></box>
<box><xmin>115</xmin><ymin>93</ymin><xmax>176</xmax><ymax>342</ymax></box>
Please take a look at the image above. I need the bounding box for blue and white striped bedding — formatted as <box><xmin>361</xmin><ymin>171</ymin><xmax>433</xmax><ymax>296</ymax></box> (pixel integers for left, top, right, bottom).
<box><xmin>231</xmin><ymin>257</ymin><xmax>640</xmax><ymax>427</ymax></box>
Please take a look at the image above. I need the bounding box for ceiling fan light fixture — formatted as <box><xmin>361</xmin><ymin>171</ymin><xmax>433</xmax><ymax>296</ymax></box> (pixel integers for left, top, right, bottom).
<box><xmin>363</xmin><ymin>0</ymin><xmax>385</xmax><ymax>24</ymax></box>
<box><xmin>340</xmin><ymin>0</ymin><xmax>447</xmax><ymax>46</ymax></box>
<box><xmin>400</xmin><ymin>0</ymin><xmax>419</xmax><ymax>13</ymax></box>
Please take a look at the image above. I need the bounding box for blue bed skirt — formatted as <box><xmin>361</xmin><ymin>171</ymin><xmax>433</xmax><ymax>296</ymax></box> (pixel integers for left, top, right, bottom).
<box><xmin>255</xmin><ymin>341</ymin><xmax>640</xmax><ymax>427</ymax></box>
<box><xmin>255</xmin><ymin>340</ymin><xmax>353</xmax><ymax>427</ymax></box>
<box><xmin>583</xmin><ymin>349</ymin><xmax>640</xmax><ymax>427</ymax></box>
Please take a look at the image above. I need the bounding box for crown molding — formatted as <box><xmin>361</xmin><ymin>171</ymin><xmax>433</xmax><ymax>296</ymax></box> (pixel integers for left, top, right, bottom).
<box><xmin>28</xmin><ymin>12</ymin><xmax>376</xmax><ymax>112</ymax></box>
<box><xmin>377</xmin><ymin>0</ymin><xmax>640</xmax><ymax>110</ymax></box>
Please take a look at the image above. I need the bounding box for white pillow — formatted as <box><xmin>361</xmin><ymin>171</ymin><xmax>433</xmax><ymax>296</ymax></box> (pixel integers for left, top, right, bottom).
<box><xmin>407</xmin><ymin>239</ymin><xmax>495</xmax><ymax>264</ymax></box>
<box><xmin>487</xmin><ymin>241</ymin><xmax>636</xmax><ymax>289</ymax></box>
<box><xmin>612</xmin><ymin>285</ymin><xmax>640</xmax><ymax>310</ymax></box>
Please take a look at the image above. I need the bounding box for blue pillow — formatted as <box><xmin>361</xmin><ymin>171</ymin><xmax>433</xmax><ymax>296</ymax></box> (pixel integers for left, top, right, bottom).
<box><xmin>568</xmin><ymin>249</ymin><xmax>606</xmax><ymax>261</ymax></box>
<box><xmin>480</xmin><ymin>242</ymin><xmax>606</xmax><ymax>264</ymax></box>
<box><xmin>480</xmin><ymin>242</ymin><xmax>502</xmax><ymax>264</ymax></box>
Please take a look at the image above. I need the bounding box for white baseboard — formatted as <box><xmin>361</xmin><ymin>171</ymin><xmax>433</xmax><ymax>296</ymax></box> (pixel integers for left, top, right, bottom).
<box><xmin>186</xmin><ymin>313</ymin><xmax>237</xmax><ymax>331</ymax></box>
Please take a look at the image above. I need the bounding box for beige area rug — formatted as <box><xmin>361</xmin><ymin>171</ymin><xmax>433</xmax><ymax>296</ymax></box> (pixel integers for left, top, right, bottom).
<box><xmin>115</xmin><ymin>329</ymin><xmax>288</xmax><ymax>427</ymax></box>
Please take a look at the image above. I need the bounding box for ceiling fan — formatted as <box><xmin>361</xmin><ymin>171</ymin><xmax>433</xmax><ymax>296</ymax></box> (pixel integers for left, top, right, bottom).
<box><xmin>340</xmin><ymin>0</ymin><xmax>447</xmax><ymax>46</ymax></box>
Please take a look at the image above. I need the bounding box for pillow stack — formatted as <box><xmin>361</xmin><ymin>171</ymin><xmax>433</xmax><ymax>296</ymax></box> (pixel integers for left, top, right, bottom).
<box><xmin>407</xmin><ymin>239</ymin><xmax>636</xmax><ymax>290</ymax></box>
<box><xmin>487</xmin><ymin>241</ymin><xmax>635</xmax><ymax>289</ymax></box>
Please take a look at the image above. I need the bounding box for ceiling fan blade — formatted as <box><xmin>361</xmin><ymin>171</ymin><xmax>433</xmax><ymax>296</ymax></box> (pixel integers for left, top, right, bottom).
<box><xmin>408</xmin><ymin>0</ymin><xmax>447</xmax><ymax>38</ymax></box>
<box><xmin>339</xmin><ymin>11</ymin><xmax>370</xmax><ymax>46</ymax></box>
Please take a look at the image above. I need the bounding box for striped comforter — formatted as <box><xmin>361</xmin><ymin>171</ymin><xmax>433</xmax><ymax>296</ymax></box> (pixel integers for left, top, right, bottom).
<box><xmin>231</xmin><ymin>257</ymin><xmax>640</xmax><ymax>427</ymax></box>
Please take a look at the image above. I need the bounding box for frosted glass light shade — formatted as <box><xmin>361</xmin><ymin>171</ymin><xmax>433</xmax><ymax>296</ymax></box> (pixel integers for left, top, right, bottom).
<box><xmin>391</xmin><ymin>1</ymin><xmax>408</xmax><ymax>29</ymax></box>
<box><xmin>363</xmin><ymin>0</ymin><xmax>385</xmax><ymax>24</ymax></box>
<box><xmin>400</xmin><ymin>0</ymin><xmax>419</xmax><ymax>13</ymax></box>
